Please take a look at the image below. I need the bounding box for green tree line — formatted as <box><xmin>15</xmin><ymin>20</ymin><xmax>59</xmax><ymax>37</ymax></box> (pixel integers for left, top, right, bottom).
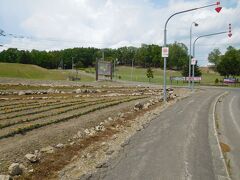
<box><xmin>0</xmin><ymin>42</ymin><xmax>189</xmax><ymax>70</ymax></box>
<box><xmin>208</xmin><ymin>46</ymin><xmax>240</xmax><ymax>77</ymax></box>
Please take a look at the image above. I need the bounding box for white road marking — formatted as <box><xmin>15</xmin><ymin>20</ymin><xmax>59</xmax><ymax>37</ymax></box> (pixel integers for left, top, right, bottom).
<box><xmin>229</xmin><ymin>96</ymin><xmax>240</xmax><ymax>135</ymax></box>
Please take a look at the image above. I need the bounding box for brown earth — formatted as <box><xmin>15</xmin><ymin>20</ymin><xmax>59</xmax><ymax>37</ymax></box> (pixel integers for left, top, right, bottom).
<box><xmin>0</xmin><ymin>80</ymin><xmax>189</xmax><ymax>179</ymax></box>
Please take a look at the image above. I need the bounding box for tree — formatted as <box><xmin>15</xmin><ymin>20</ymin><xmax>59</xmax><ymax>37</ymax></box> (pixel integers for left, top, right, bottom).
<box><xmin>146</xmin><ymin>67</ymin><xmax>154</xmax><ymax>82</ymax></box>
<box><xmin>216</xmin><ymin>46</ymin><xmax>240</xmax><ymax>77</ymax></box>
<box><xmin>167</xmin><ymin>42</ymin><xmax>188</xmax><ymax>70</ymax></box>
<box><xmin>208</xmin><ymin>48</ymin><xmax>221</xmax><ymax>70</ymax></box>
<box><xmin>181</xmin><ymin>64</ymin><xmax>202</xmax><ymax>77</ymax></box>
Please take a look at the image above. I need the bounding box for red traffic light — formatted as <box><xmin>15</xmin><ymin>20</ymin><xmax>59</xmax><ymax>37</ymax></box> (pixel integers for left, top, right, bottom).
<box><xmin>215</xmin><ymin>6</ymin><xmax>222</xmax><ymax>13</ymax></box>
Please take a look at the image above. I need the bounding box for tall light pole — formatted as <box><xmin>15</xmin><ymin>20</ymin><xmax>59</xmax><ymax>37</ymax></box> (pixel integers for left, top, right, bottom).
<box><xmin>192</xmin><ymin>29</ymin><xmax>231</xmax><ymax>89</ymax></box>
<box><xmin>162</xmin><ymin>1</ymin><xmax>222</xmax><ymax>102</ymax></box>
<box><xmin>189</xmin><ymin>22</ymin><xmax>198</xmax><ymax>88</ymax></box>
<box><xmin>131</xmin><ymin>59</ymin><xmax>134</xmax><ymax>81</ymax></box>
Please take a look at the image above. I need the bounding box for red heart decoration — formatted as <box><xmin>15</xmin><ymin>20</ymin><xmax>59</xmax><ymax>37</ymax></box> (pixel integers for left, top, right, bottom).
<box><xmin>215</xmin><ymin>7</ymin><xmax>222</xmax><ymax>13</ymax></box>
<box><xmin>228</xmin><ymin>33</ymin><xmax>232</xmax><ymax>38</ymax></box>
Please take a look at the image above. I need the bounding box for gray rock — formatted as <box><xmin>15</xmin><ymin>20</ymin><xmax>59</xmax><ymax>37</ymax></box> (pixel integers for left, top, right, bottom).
<box><xmin>108</xmin><ymin>117</ymin><xmax>113</xmax><ymax>121</ymax></box>
<box><xmin>143</xmin><ymin>103</ymin><xmax>151</xmax><ymax>109</ymax></box>
<box><xmin>84</xmin><ymin>129</ymin><xmax>90</xmax><ymax>135</ymax></box>
<box><xmin>95</xmin><ymin>124</ymin><xmax>105</xmax><ymax>132</ymax></box>
<box><xmin>74</xmin><ymin>89</ymin><xmax>82</xmax><ymax>94</ymax></box>
<box><xmin>0</xmin><ymin>175</ymin><xmax>12</xmax><ymax>180</ymax></box>
<box><xmin>18</xmin><ymin>91</ymin><xmax>25</xmax><ymax>96</ymax></box>
<box><xmin>134</xmin><ymin>102</ymin><xmax>144</xmax><ymax>110</ymax></box>
<box><xmin>56</xmin><ymin>143</ymin><xmax>64</xmax><ymax>148</ymax></box>
<box><xmin>8</xmin><ymin>163</ymin><xmax>23</xmax><ymax>176</ymax></box>
<box><xmin>25</xmin><ymin>153</ymin><xmax>38</xmax><ymax>163</ymax></box>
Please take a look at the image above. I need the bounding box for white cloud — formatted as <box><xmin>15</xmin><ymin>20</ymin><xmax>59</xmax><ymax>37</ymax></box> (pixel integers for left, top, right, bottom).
<box><xmin>1</xmin><ymin>0</ymin><xmax>239</xmax><ymax>66</ymax></box>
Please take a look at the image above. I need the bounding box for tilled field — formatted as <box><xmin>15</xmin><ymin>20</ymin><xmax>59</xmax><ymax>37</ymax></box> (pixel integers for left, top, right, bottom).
<box><xmin>0</xmin><ymin>83</ymin><xmax>177</xmax><ymax>178</ymax></box>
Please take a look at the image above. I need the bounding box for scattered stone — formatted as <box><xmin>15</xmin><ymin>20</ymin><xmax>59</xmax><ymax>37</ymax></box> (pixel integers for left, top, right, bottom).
<box><xmin>108</xmin><ymin>117</ymin><xmax>113</xmax><ymax>121</ymax></box>
<box><xmin>143</xmin><ymin>103</ymin><xmax>151</xmax><ymax>109</ymax></box>
<box><xmin>28</xmin><ymin>169</ymin><xmax>34</xmax><ymax>173</ymax></box>
<box><xmin>18</xmin><ymin>91</ymin><xmax>25</xmax><ymax>96</ymax></box>
<box><xmin>70</xmin><ymin>142</ymin><xmax>75</xmax><ymax>146</ymax></box>
<box><xmin>8</xmin><ymin>163</ymin><xmax>23</xmax><ymax>176</ymax></box>
<box><xmin>73</xmin><ymin>135</ymin><xmax>78</xmax><ymax>139</ymax></box>
<box><xmin>95</xmin><ymin>124</ymin><xmax>105</xmax><ymax>132</ymax></box>
<box><xmin>25</xmin><ymin>90</ymin><xmax>33</xmax><ymax>95</ymax></box>
<box><xmin>56</xmin><ymin>143</ymin><xmax>64</xmax><ymax>148</ymax></box>
<box><xmin>25</xmin><ymin>153</ymin><xmax>38</xmax><ymax>163</ymax></box>
<box><xmin>84</xmin><ymin>129</ymin><xmax>90</xmax><ymax>135</ymax></box>
<box><xmin>89</xmin><ymin>128</ymin><xmax>96</xmax><ymax>136</ymax></box>
<box><xmin>134</xmin><ymin>102</ymin><xmax>143</xmax><ymax>111</ymax></box>
<box><xmin>96</xmin><ymin>162</ymin><xmax>108</xmax><ymax>168</ymax></box>
<box><xmin>77</xmin><ymin>131</ymin><xmax>83</xmax><ymax>138</ymax></box>
<box><xmin>47</xmin><ymin>88</ymin><xmax>55</xmax><ymax>94</ymax></box>
<box><xmin>74</xmin><ymin>89</ymin><xmax>82</xmax><ymax>94</ymax></box>
<box><xmin>136</xmin><ymin>126</ymin><xmax>143</xmax><ymax>131</ymax></box>
<box><xmin>40</xmin><ymin>146</ymin><xmax>55</xmax><ymax>154</ymax></box>
<box><xmin>0</xmin><ymin>175</ymin><xmax>12</xmax><ymax>180</ymax></box>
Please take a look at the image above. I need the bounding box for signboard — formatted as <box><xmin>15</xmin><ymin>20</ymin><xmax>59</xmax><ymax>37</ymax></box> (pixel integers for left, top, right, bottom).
<box><xmin>191</xmin><ymin>58</ymin><xmax>197</xmax><ymax>65</ymax></box>
<box><xmin>98</xmin><ymin>61</ymin><xmax>112</xmax><ymax>76</ymax></box>
<box><xmin>224</xmin><ymin>78</ymin><xmax>236</xmax><ymax>83</ymax></box>
<box><xmin>96</xmin><ymin>60</ymin><xmax>113</xmax><ymax>81</ymax></box>
<box><xmin>162</xmin><ymin>47</ymin><xmax>169</xmax><ymax>58</ymax></box>
<box><xmin>170</xmin><ymin>77</ymin><xmax>186</xmax><ymax>81</ymax></box>
<box><xmin>186</xmin><ymin>77</ymin><xmax>202</xmax><ymax>81</ymax></box>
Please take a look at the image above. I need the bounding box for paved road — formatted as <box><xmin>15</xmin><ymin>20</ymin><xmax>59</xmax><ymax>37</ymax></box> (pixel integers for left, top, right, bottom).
<box><xmin>216</xmin><ymin>89</ymin><xmax>240</xmax><ymax>180</ymax></box>
<box><xmin>88</xmin><ymin>89</ymin><xmax>228</xmax><ymax>180</ymax></box>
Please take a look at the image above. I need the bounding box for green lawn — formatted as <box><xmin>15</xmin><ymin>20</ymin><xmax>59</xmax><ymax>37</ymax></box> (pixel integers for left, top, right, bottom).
<box><xmin>82</xmin><ymin>66</ymin><xmax>225</xmax><ymax>86</ymax></box>
<box><xmin>0</xmin><ymin>63</ymin><xmax>94</xmax><ymax>82</ymax></box>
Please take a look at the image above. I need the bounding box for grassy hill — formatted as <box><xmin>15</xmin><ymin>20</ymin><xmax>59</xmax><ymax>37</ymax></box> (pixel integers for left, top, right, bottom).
<box><xmin>0</xmin><ymin>63</ymin><xmax>94</xmax><ymax>82</ymax></box>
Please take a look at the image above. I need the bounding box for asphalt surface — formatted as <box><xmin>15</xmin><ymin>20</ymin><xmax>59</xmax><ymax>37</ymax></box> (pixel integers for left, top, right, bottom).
<box><xmin>216</xmin><ymin>89</ymin><xmax>240</xmax><ymax>180</ymax></box>
<box><xmin>87</xmin><ymin>89</ymin><xmax>228</xmax><ymax>180</ymax></box>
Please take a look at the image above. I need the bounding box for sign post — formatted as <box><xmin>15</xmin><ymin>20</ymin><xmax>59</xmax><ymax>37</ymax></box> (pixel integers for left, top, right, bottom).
<box><xmin>162</xmin><ymin>47</ymin><xmax>169</xmax><ymax>58</ymax></box>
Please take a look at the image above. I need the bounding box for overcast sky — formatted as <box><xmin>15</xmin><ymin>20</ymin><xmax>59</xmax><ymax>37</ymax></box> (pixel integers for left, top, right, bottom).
<box><xmin>0</xmin><ymin>0</ymin><xmax>239</xmax><ymax>66</ymax></box>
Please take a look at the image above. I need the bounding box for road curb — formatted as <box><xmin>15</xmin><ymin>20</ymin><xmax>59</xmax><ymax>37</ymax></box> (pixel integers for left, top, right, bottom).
<box><xmin>211</xmin><ymin>92</ymin><xmax>231</xmax><ymax>180</ymax></box>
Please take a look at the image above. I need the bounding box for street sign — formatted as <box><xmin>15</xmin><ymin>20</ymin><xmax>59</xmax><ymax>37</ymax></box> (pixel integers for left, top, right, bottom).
<box><xmin>162</xmin><ymin>47</ymin><xmax>169</xmax><ymax>58</ymax></box>
<box><xmin>191</xmin><ymin>58</ymin><xmax>197</xmax><ymax>65</ymax></box>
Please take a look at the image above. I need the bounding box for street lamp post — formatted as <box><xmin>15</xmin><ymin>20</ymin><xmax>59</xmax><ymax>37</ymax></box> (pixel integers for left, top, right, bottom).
<box><xmin>131</xmin><ymin>59</ymin><xmax>134</xmax><ymax>81</ymax></box>
<box><xmin>162</xmin><ymin>2</ymin><xmax>222</xmax><ymax>102</ymax></box>
<box><xmin>189</xmin><ymin>22</ymin><xmax>198</xmax><ymax>88</ymax></box>
<box><xmin>192</xmin><ymin>31</ymin><xmax>228</xmax><ymax>89</ymax></box>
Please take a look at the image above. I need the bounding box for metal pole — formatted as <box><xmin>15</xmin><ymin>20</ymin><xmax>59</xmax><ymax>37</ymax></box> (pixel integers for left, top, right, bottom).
<box><xmin>72</xmin><ymin>57</ymin><xmax>73</xmax><ymax>70</ymax></box>
<box><xmin>163</xmin><ymin>29</ymin><xmax>167</xmax><ymax>102</ymax></box>
<box><xmin>114</xmin><ymin>59</ymin><xmax>116</xmax><ymax>79</ymax></box>
<box><xmin>189</xmin><ymin>25</ymin><xmax>192</xmax><ymax>89</ymax></box>
<box><xmin>131</xmin><ymin>59</ymin><xmax>134</xmax><ymax>81</ymax></box>
<box><xmin>192</xmin><ymin>31</ymin><xmax>227</xmax><ymax>90</ymax></box>
<box><xmin>162</xmin><ymin>2</ymin><xmax>217</xmax><ymax>102</ymax></box>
